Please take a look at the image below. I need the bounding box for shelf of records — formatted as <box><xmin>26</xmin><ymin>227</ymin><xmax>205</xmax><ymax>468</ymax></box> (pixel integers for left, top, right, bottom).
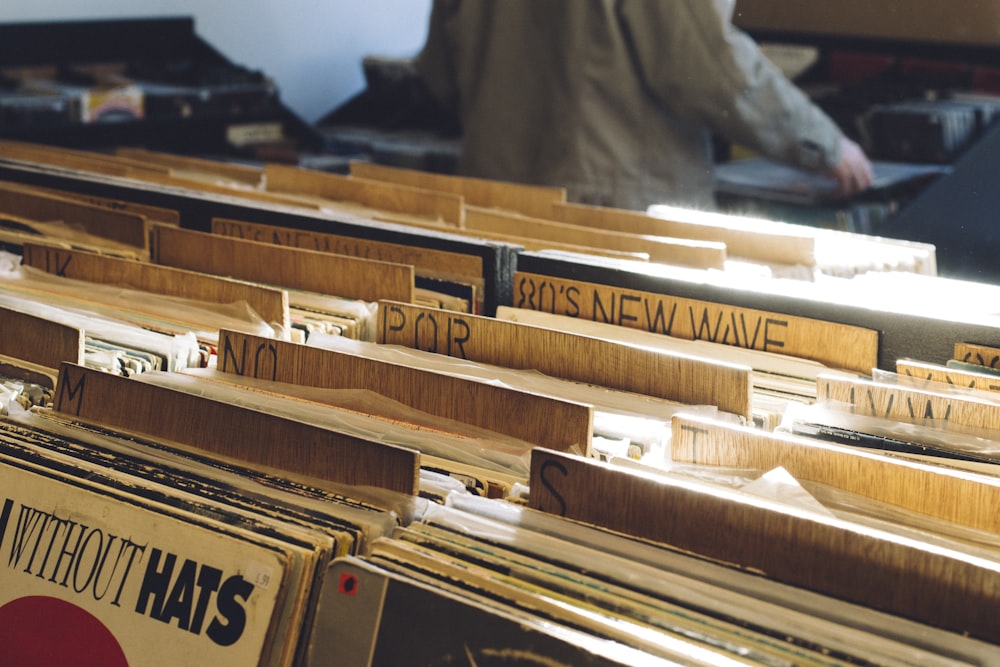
<box><xmin>4</xmin><ymin>139</ymin><xmax>1000</xmax><ymax>663</ymax></box>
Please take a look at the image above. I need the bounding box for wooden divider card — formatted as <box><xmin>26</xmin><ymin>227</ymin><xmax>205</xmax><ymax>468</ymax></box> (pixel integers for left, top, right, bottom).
<box><xmin>0</xmin><ymin>306</ymin><xmax>83</xmax><ymax>371</ymax></box>
<box><xmin>670</xmin><ymin>413</ymin><xmax>1000</xmax><ymax>534</ymax></box>
<box><xmin>513</xmin><ymin>271</ymin><xmax>878</xmax><ymax>374</ymax></box>
<box><xmin>465</xmin><ymin>207</ymin><xmax>728</xmax><ymax>270</ymax></box>
<box><xmin>217</xmin><ymin>329</ymin><xmax>593</xmax><ymax>454</ymax></box>
<box><xmin>896</xmin><ymin>358</ymin><xmax>1000</xmax><ymax>393</ymax></box>
<box><xmin>817</xmin><ymin>373</ymin><xmax>1000</xmax><ymax>430</ymax></box>
<box><xmin>20</xmin><ymin>243</ymin><xmax>290</xmax><ymax>332</ymax></box>
<box><xmin>527</xmin><ymin>447</ymin><xmax>1000</xmax><ymax>644</ymax></box>
<box><xmin>377</xmin><ymin>300</ymin><xmax>753</xmax><ymax>420</ymax></box>
<box><xmin>954</xmin><ymin>342</ymin><xmax>1000</xmax><ymax>370</ymax></box>
<box><xmin>52</xmin><ymin>362</ymin><xmax>420</xmax><ymax>495</ymax></box>
<box><xmin>0</xmin><ymin>180</ymin><xmax>149</xmax><ymax>251</ymax></box>
<box><xmin>551</xmin><ymin>201</ymin><xmax>817</xmax><ymax>267</ymax></box>
<box><xmin>152</xmin><ymin>225</ymin><xmax>415</xmax><ymax>305</ymax></box>
<box><xmin>211</xmin><ymin>217</ymin><xmax>485</xmax><ymax>311</ymax></box>
<box><xmin>349</xmin><ymin>160</ymin><xmax>566</xmax><ymax>220</ymax></box>
<box><xmin>264</xmin><ymin>164</ymin><xmax>465</xmax><ymax>227</ymax></box>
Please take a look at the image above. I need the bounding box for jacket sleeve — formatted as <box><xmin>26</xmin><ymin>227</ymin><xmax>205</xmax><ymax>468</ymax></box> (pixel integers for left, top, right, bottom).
<box><xmin>617</xmin><ymin>0</ymin><xmax>844</xmax><ymax>171</ymax></box>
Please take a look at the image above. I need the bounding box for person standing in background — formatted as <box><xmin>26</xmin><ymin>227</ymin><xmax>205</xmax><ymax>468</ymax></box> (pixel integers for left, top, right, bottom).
<box><xmin>415</xmin><ymin>0</ymin><xmax>874</xmax><ymax>211</ymax></box>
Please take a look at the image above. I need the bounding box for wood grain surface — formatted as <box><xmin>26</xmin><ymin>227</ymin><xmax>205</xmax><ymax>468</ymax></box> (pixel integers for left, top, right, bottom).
<box><xmin>552</xmin><ymin>201</ymin><xmax>816</xmax><ymax>266</ymax></box>
<box><xmin>671</xmin><ymin>412</ymin><xmax>1000</xmax><ymax>533</ymax></box>
<box><xmin>52</xmin><ymin>362</ymin><xmax>420</xmax><ymax>494</ymax></box>
<box><xmin>513</xmin><ymin>271</ymin><xmax>879</xmax><ymax>373</ymax></box>
<box><xmin>0</xmin><ymin>305</ymin><xmax>83</xmax><ymax>370</ymax></box>
<box><xmin>817</xmin><ymin>372</ymin><xmax>1000</xmax><ymax>430</ymax></box>
<box><xmin>217</xmin><ymin>329</ymin><xmax>594</xmax><ymax>454</ymax></box>
<box><xmin>378</xmin><ymin>300</ymin><xmax>753</xmax><ymax>419</ymax></box>
<box><xmin>265</xmin><ymin>164</ymin><xmax>464</xmax><ymax>226</ymax></box>
<box><xmin>466</xmin><ymin>206</ymin><xmax>727</xmax><ymax>270</ymax></box>
<box><xmin>153</xmin><ymin>225</ymin><xmax>415</xmax><ymax>304</ymax></box>
<box><xmin>349</xmin><ymin>160</ymin><xmax>565</xmax><ymax>219</ymax></box>
<box><xmin>21</xmin><ymin>242</ymin><xmax>290</xmax><ymax>330</ymax></box>
<box><xmin>528</xmin><ymin>447</ymin><xmax>1000</xmax><ymax>644</ymax></box>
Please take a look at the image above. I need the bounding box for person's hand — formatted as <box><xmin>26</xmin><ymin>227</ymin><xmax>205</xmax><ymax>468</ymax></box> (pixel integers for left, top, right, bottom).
<box><xmin>829</xmin><ymin>137</ymin><xmax>874</xmax><ymax>198</ymax></box>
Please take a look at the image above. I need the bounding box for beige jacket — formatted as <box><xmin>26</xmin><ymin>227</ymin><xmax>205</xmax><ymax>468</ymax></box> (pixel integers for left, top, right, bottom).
<box><xmin>416</xmin><ymin>0</ymin><xmax>845</xmax><ymax>210</ymax></box>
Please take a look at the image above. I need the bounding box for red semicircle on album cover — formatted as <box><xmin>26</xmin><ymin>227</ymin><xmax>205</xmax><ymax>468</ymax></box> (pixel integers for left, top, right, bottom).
<box><xmin>0</xmin><ymin>596</ymin><xmax>129</xmax><ymax>666</ymax></box>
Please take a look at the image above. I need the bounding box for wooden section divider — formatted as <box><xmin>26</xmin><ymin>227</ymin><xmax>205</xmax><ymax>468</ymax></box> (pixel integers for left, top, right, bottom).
<box><xmin>817</xmin><ymin>373</ymin><xmax>1000</xmax><ymax>431</ymax></box>
<box><xmin>954</xmin><ymin>342</ymin><xmax>1000</xmax><ymax>370</ymax></box>
<box><xmin>217</xmin><ymin>329</ymin><xmax>594</xmax><ymax>453</ymax></box>
<box><xmin>349</xmin><ymin>160</ymin><xmax>566</xmax><ymax>219</ymax></box>
<box><xmin>51</xmin><ymin>362</ymin><xmax>420</xmax><ymax>495</ymax></box>
<box><xmin>528</xmin><ymin>447</ymin><xmax>1000</xmax><ymax>645</ymax></box>
<box><xmin>115</xmin><ymin>146</ymin><xmax>265</xmax><ymax>186</ymax></box>
<box><xmin>466</xmin><ymin>206</ymin><xmax>727</xmax><ymax>270</ymax></box>
<box><xmin>21</xmin><ymin>243</ymin><xmax>290</xmax><ymax>330</ymax></box>
<box><xmin>0</xmin><ymin>179</ymin><xmax>149</xmax><ymax>251</ymax></box>
<box><xmin>552</xmin><ymin>201</ymin><xmax>816</xmax><ymax>266</ymax></box>
<box><xmin>398</xmin><ymin>221</ymin><xmax>649</xmax><ymax>261</ymax></box>
<box><xmin>670</xmin><ymin>412</ymin><xmax>1000</xmax><ymax>533</ymax></box>
<box><xmin>896</xmin><ymin>358</ymin><xmax>1000</xmax><ymax>393</ymax></box>
<box><xmin>0</xmin><ymin>306</ymin><xmax>84</xmax><ymax>370</ymax></box>
<box><xmin>211</xmin><ymin>217</ymin><xmax>484</xmax><ymax>286</ymax></box>
<box><xmin>10</xmin><ymin>181</ymin><xmax>180</xmax><ymax>226</ymax></box>
<box><xmin>377</xmin><ymin>300</ymin><xmax>753</xmax><ymax>420</ymax></box>
<box><xmin>152</xmin><ymin>225</ymin><xmax>415</xmax><ymax>304</ymax></box>
<box><xmin>512</xmin><ymin>271</ymin><xmax>879</xmax><ymax>374</ymax></box>
<box><xmin>265</xmin><ymin>164</ymin><xmax>465</xmax><ymax>226</ymax></box>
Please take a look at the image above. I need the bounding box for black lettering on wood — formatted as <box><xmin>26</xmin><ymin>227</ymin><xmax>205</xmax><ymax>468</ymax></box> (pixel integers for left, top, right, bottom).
<box><xmin>738</xmin><ymin>313</ymin><xmax>763</xmax><ymax>349</ymax></box>
<box><xmin>763</xmin><ymin>318</ymin><xmax>788</xmax><ymax>352</ymax></box>
<box><xmin>538</xmin><ymin>281</ymin><xmax>557</xmax><ymax>314</ymax></box>
<box><xmin>219</xmin><ymin>334</ymin><xmax>246</xmax><ymax>376</ymax></box>
<box><xmin>447</xmin><ymin>317</ymin><xmax>471</xmax><ymax>359</ymax></box>
<box><xmin>55</xmin><ymin>365</ymin><xmax>86</xmax><ymax>416</ymax></box>
<box><xmin>593</xmin><ymin>290</ymin><xmax>615</xmax><ymax>324</ymax></box>
<box><xmin>515</xmin><ymin>276</ymin><xmax>537</xmax><ymax>310</ymax></box>
<box><xmin>618</xmin><ymin>294</ymin><xmax>641</xmax><ymax>327</ymax></box>
<box><xmin>565</xmin><ymin>285</ymin><xmax>581</xmax><ymax>317</ymax></box>
<box><xmin>643</xmin><ymin>298</ymin><xmax>676</xmax><ymax>335</ymax></box>
<box><xmin>414</xmin><ymin>313</ymin><xmax>438</xmax><ymax>353</ymax></box>
<box><xmin>383</xmin><ymin>304</ymin><xmax>406</xmax><ymax>343</ymax></box>
<box><xmin>679</xmin><ymin>424</ymin><xmax>710</xmax><ymax>463</ymax></box>
<box><xmin>538</xmin><ymin>458</ymin><xmax>569</xmax><ymax>516</ymax></box>
<box><xmin>252</xmin><ymin>342</ymin><xmax>279</xmax><ymax>381</ymax></box>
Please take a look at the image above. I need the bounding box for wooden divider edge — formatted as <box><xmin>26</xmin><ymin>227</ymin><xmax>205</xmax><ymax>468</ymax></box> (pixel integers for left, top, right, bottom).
<box><xmin>9</xmin><ymin>181</ymin><xmax>180</xmax><ymax>226</ymax></box>
<box><xmin>153</xmin><ymin>225</ymin><xmax>415</xmax><ymax>304</ymax></box>
<box><xmin>817</xmin><ymin>373</ymin><xmax>1000</xmax><ymax>431</ymax></box>
<box><xmin>670</xmin><ymin>412</ymin><xmax>1000</xmax><ymax>533</ymax></box>
<box><xmin>552</xmin><ymin>201</ymin><xmax>816</xmax><ymax>266</ymax></box>
<box><xmin>21</xmin><ymin>243</ymin><xmax>290</xmax><ymax>330</ymax></box>
<box><xmin>897</xmin><ymin>358</ymin><xmax>1000</xmax><ymax>393</ymax></box>
<box><xmin>528</xmin><ymin>447</ymin><xmax>1000</xmax><ymax>644</ymax></box>
<box><xmin>466</xmin><ymin>206</ymin><xmax>727</xmax><ymax>270</ymax></box>
<box><xmin>265</xmin><ymin>164</ymin><xmax>465</xmax><ymax>226</ymax></box>
<box><xmin>512</xmin><ymin>271</ymin><xmax>878</xmax><ymax>374</ymax></box>
<box><xmin>115</xmin><ymin>147</ymin><xmax>264</xmax><ymax>186</ymax></box>
<box><xmin>0</xmin><ymin>179</ymin><xmax>148</xmax><ymax>250</ymax></box>
<box><xmin>0</xmin><ymin>306</ymin><xmax>83</xmax><ymax>370</ymax></box>
<box><xmin>954</xmin><ymin>342</ymin><xmax>1000</xmax><ymax>370</ymax></box>
<box><xmin>52</xmin><ymin>362</ymin><xmax>420</xmax><ymax>495</ymax></box>
<box><xmin>211</xmin><ymin>217</ymin><xmax>484</xmax><ymax>284</ymax></box>
<box><xmin>217</xmin><ymin>329</ymin><xmax>594</xmax><ymax>454</ymax></box>
<box><xmin>349</xmin><ymin>160</ymin><xmax>566</xmax><ymax>219</ymax></box>
<box><xmin>377</xmin><ymin>300</ymin><xmax>753</xmax><ymax>420</ymax></box>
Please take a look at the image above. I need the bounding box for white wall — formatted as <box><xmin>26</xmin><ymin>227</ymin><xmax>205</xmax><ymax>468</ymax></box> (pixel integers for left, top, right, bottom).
<box><xmin>0</xmin><ymin>0</ymin><xmax>433</xmax><ymax>123</ymax></box>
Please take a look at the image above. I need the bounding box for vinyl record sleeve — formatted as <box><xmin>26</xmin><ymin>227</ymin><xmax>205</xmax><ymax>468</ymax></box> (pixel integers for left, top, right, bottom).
<box><xmin>0</xmin><ymin>453</ymin><xmax>295</xmax><ymax>666</ymax></box>
<box><xmin>309</xmin><ymin>556</ymin><xmax>686</xmax><ymax>667</ymax></box>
